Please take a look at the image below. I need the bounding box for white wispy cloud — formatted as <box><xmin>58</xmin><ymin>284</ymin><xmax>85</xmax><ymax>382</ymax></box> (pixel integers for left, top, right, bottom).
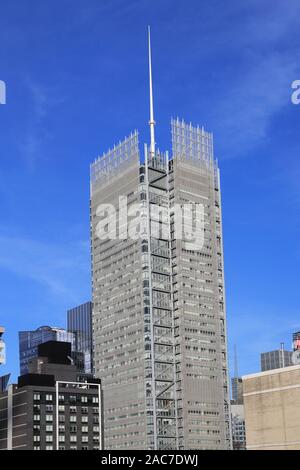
<box><xmin>227</xmin><ymin>308</ymin><xmax>299</xmax><ymax>375</ymax></box>
<box><xmin>20</xmin><ymin>79</ymin><xmax>64</xmax><ymax>170</ymax></box>
<box><xmin>209</xmin><ymin>2</ymin><xmax>300</xmax><ymax>156</ymax></box>
<box><xmin>162</xmin><ymin>0</ymin><xmax>300</xmax><ymax>158</ymax></box>
<box><xmin>213</xmin><ymin>53</ymin><xmax>298</xmax><ymax>156</ymax></box>
<box><xmin>0</xmin><ymin>235</ymin><xmax>90</xmax><ymax>303</ymax></box>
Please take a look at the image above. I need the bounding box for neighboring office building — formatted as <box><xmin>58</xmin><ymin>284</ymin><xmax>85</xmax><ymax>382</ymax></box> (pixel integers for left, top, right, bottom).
<box><xmin>231</xmin><ymin>377</ymin><xmax>246</xmax><ymax>450</ymax></box>
<box><xmin>0</xmin><ymin>327</ymin><xmax>5</xmax><ymax>366</ymax></box>
<box><xmin>243</xmin><ymin>365</ymin><xmax>300</xmax><ymax>450</ymax></box>
<box><xmin>19</xmin><ymin>326</ymin><xmax>76</xmax><ymax>376</ymax></box>
<box><xmin>67</xmin><ymin>302</ymin><xmax>93</xmax><ymax>374</ymax></box>
<box><xmin>231</xmin><ymin>404</ymin><xmax>246</xmax><ymax>450</ymax></box>
<box><xmin>0</xmin><ymin>341</ymin><xmax>102</xmax><ymax>450</ymax></box>
<box><xmin>231</xmin><ymin>377</ymin><xmax>243</xmax><ymax>404</ymax></box>
<box><xmin>0</xmin><ymin>374</ymin><xmax>10</xmax><ymax>393</ymax></box>
<box><xmin>91</xmin><ymin>41</ymin><xmax>231</xmax><ymax>450</ymax></box>
<box><xmin>260</xmin><ymin>345</ymin><xmax>292</xmax><ymax>372</ymax></box>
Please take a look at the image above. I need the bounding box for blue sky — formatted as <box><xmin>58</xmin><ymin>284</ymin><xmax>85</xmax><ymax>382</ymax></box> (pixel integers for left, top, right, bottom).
<box><xmin>0</xmin><ymin>0</ymin><xmax>300</xmax><ymax>381</ymax></box>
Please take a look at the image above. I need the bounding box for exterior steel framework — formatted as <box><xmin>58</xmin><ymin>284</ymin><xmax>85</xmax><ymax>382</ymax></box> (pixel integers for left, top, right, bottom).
<box><xmin>67</xmin><ymin>302</ymin><xmax>93</xmax><ymax>374</ymax></box>
<box><xmin>144</xmin><ymin>145</ymin><xmax>178</xmax><ymax>449</ymax></box>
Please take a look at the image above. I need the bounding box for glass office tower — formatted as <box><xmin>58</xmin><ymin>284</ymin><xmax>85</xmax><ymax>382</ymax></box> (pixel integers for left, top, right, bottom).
<box><xmin>67</xmin><ymin>301</ymin><xmax>93</xmax><ymax>374</ymax></box>
<box><xmin>19</xmin><ymin>326</ymin><xmax>75</xmax><ymax>376</ymax></box>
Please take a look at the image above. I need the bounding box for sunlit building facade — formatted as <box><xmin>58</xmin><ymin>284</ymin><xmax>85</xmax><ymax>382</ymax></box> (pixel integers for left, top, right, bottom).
<box><xmin>90</xmin><ymin>119</ymin><xmax>231</xmax><ymax>450</ymax></box>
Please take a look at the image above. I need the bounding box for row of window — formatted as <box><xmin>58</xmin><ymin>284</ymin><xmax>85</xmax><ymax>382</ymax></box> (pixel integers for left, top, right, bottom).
<box><xmin>34</xmin><ymin>446</ymin><xmax>100</xmax><ymax>451</ymax></box>
<box><xmin>33</xmin><ymin>424</ymin><xmax>99</xmax><ymax>433</ymax></box>
<box><xmin>33</xmin><ymin>436</ymin><xmax>99</xmax><ymax>443</ymax></box>
<box><xmin>33</xmin><ymin>393</ymin><xmax>99</xmax><ymax>404</ymax></box>
<box><xmin>34</xmin><ymin>405</ymin><xmax>99</xmax><ymax>414</ymax></box>
<box><xmin>33</xmin><ymin>415</ymin><xmax>99</xmax><ymax>424</ymax></box>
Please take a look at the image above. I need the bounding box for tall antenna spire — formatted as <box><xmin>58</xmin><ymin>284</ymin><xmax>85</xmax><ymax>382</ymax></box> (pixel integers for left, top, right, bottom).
<box><xmin>148</xmin><ymin>25</ymin><xmax>156</xmax><ymax>156</ymax></box>
<box><xmin>234</xmin><ymin>344</ymin><xmax>239</xmax><ymax>378</ymax></box>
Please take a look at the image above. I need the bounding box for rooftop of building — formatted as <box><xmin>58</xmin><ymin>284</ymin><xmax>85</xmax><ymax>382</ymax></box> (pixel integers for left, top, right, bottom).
<box><xmin>261</xmin><ymin>348</ymin><xmax>292</xmax><ymax>354</ymax></box>
<box><xmin>90</xmin><ymin>119</ymin><xmax>218</xmax><ymax>191</ymax></box>
<box><xmin>19</xmin><ymin>325</ymin><xmax>70</xmax><ymax>333</ymax></box>
<box><xmin>16</xmin><ymin>340</ymin><xmax>100</xmax><ymax>389</ymax></box>
<box><xmin>243</xmin><ymin>363</ymin><xmax>300</xmax><ymax>380</ymax></box>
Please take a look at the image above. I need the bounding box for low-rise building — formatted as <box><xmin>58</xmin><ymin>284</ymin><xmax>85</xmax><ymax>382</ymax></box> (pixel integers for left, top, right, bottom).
<box><xmin>243</xmin><ymin>365</ymin><xmax>300</xmax><ymax>450</ymax></box>
<box><xmin>0</xmin><ymin>341</ymin><xmax>102</xmax><ymax>450</ymax></box>
<box><xmin>67</xmin><ymin>301</ymin><xmax>93</xmax><ymax>375</ymax></box>
<box><xmin>231</xmin><ymin>377</ymin><xmax>243</xmax><ymax>404</ymax></box>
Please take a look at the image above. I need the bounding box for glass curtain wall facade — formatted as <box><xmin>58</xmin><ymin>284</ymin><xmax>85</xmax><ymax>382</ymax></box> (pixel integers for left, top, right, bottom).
<box><xmin>19</xmin><ymin>327</ymin><xmax>75</xmax><ymax>376</ymax></box>
<box><xmin>67</xmin><ymin>302</ymin><xmax>93</xmax><ymax>374</ymax></box>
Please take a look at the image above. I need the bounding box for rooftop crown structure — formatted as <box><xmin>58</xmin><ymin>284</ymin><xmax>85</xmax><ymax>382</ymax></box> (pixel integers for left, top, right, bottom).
<box><xmin>90</xmin><ymin>29</ymin><xmax>231</xmax><ymax>450</ymax></box>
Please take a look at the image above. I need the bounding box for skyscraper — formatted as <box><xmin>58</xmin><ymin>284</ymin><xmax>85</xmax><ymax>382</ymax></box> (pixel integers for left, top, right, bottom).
<box><xmin>0</xmin><ymin>327</ymin><xmax>5</xmax><ymax>366</ymax></box>
<box><xmin>260</xmin><ymin>345</ymin><xmax>293</xmax><ymax>372</ymax></box>
<box><xmin>231</xmin><ymin>377</ymin><xmax>243</xmax><ymax>404</ymax></box>
<box><xmin>0</xmin><ymin>341</ymin><xmax>102</xmax><ymax>450</ymax></box>
<box><xmin>231</xmin><ymin>345</ymin><xmax>243</xmax><ymax>404</ymax></box>
<box><xmin>0</xmin><ymin>374</ymin><xmax>10</xmax><ymax>393</ymax></box>
<box><xmin>90</xmin><ymin>30</ymin><xmax>231</xmax><ymax>450</ymax></box>
<box><xmin>67</xmin><ymin>301</ymin><xmax>93</xmax><ymax>374</ymax></box>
